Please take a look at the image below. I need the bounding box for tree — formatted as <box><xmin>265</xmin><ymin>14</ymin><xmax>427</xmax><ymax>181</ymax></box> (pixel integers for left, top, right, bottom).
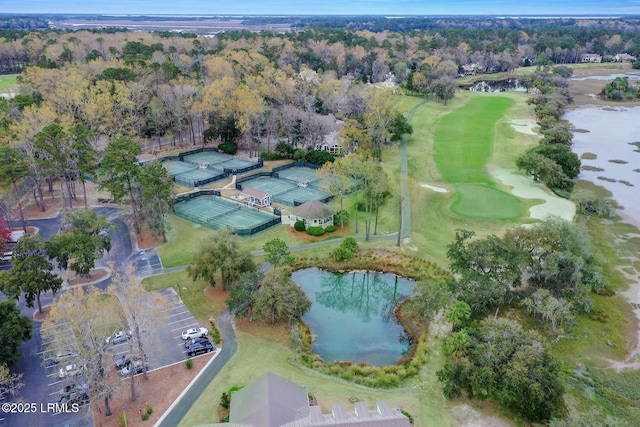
<box><xmin>226</xmin><ymin>270</ymin><xmax>264</xmax><ymax>321</ymax></box>
<box><xmin>96</xmin><ymin>136</ymin><xmax>143</xmax><ymax>233</ymax></box>
<box><xmin>0</xmin><ymin>234</ymin><xmax>63</xmax><ymax>313</ymax></box>
<box><xmin>438</xmin><ymin>319</ymin><xmax>564</xmax><ymax>422</ymax></box>
<box><xmin>0</xmin><ymin>300</ymin><xmax>32</xmax><ymax>367</ymax></box>
<box><xmin>47</xmin><ymin>209</ymin><xmax>112</xmax><ymax>277</ymax></box>
<box><xmin>523</xmin><ymin>289</ymin><xmax>574</xmax><ymax>332</ymax></box>
<box><xmin>188</xmin><ymin>230</ymin><xmax>256</xmax><ymax>290</ymax></box>
<box><xmin>138</xmin><ymin>163</ymin><xmax>173</xmax><ymax>241</ymax></box>
<box><xmin>446</xmin><ymin>301</ymin><xmax>471</xmax><ymax>331</ymax></box>
<box><xmin>34</xmin><ymin>123</ymin><xmax>75</xmax><ymax>209</ymax></box>
<box><xmin>429</xmin><ymin>77</ymin><xmax>457</xmax><ymax>104</ymax></box>
<box><xmin>0</xmin><ymin>146</ymin><xmax>29</xmax><ymax>232</ymax></box>
<box><xmin>254</xmin><ymin>268</ymin><xmax>311</xmax><ymax>324</ymax></box>
<box><xmin>69</xmin><ymin>123</ymin><xmax>97</xmax><ymax>209</ymax></box>
<box><xmin>0</xmin><ymin>363</ymin><xmax>25</xmax><ymax>400</ymax></box>
<box><xmin>263</xmin><ymin>238</ymin><xmax>294</xmax><ymax>268</ymax></box>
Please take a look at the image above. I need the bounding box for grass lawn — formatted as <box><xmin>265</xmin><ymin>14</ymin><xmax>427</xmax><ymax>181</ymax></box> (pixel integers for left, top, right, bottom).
<box><xmin>0</xmin><ymin>74</ymin><xmax>18</xmax><ymax>92</ymax></box>
<box><xmin>143</xmin><ymin>270</ymin><xmax>223</xmax><ymax>323</ymax></box>
<box><xmin>158</xmin><ymin>214</ymin><xmax>311</xmax><ymax>268</ymax></box>
<box><xmin>177</xmin><ymin>330</ymin><xmax>451</xmax><ymax>427</ymax></box>
<box><xmin>433</xmin><ymin>96</ymin><xmax>522</xmax><ymax>219</ymax></box>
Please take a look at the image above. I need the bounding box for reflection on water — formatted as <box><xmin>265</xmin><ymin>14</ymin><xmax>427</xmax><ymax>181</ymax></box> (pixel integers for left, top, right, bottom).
<box><xmin>292</xmin><ymin>268</ymin><xmax>415</xmax><ymax>366</ymax></box>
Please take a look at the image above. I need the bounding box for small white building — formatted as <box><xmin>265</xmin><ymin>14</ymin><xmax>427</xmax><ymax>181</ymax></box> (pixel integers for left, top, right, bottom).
<box><xmin>242</xmin><ymin>187</ymin><xmax>271</xmax><ymax>207</ymax></box>
<box><xmin>290</xmin><ymin>200</ymin><xmax>334</xmax><ymax>229</ymax></box>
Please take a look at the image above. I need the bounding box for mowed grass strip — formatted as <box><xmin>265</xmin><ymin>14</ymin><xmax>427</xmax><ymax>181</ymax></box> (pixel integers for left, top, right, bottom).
<box><xmin>433</xmin><ymin>96</ymin><xmax>522</xmax><ymax>219</ymax></box>
<box><xmin>434</xmin><ymin>96</ymin><xmax>514</xmax><ymax>183</ymax></box>
<box><xmin>0</xmin><ymin>74</ymin><xmax>18</xmax><ymax>92</ymax></box>
<box><xmin>452</xmin><ymin>183</ymin><xmax>522</xmax><ymax>219</ymax></box>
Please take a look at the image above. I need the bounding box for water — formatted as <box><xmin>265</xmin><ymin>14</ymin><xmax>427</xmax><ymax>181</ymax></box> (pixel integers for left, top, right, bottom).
<box><xmin>467</xmin><ymin>78</ymin><xmax>526</xmax><ymax>92</ymax></box>
<box><xmin>292</xmin><ymin>268</ymin><xmax>415</xmax><ymax>366</ymax></box>
<box><xmin>564</xmin><ymin>105</ymin><xmax>640</xmax><ymax>370</ymax></box>
<box><xmin>563</xmin><ymin>106</ymin><xmax>640</xmax><ymax>228</ymax></box>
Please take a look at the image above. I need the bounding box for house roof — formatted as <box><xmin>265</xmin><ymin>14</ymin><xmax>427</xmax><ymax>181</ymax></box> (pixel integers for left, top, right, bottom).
<box><xmin>292</xmin><ymin>200</ymin><xmax>334</xmax><ymax>219</ymax></box>
<box><xmin>243</xmin><ymin>187</ymin><xmax>269</xmax><ymax>199</ymax></box>
<box><xmin>230</xmin><ymin>372</ymin><xmax>310</xmax><ymax>427</ymax></box>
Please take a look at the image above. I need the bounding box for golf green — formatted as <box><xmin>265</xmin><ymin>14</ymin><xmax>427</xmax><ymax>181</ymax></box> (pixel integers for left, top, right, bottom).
<box><xmin>434</xmin><ymin>96</ymin><xmax>522</xmax><ymax>219</ymax></box>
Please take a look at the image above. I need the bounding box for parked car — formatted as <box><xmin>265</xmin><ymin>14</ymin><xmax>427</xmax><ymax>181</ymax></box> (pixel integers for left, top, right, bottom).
<box><xmin>181</xmin><ymin>327</ymin><xmax>208</xmax><ymax>340</ymax></box>
<box><xmin>114</xmin><ymin>353</ymin><xmax>131</xmax><ymax>369</ymax></box>
<box><xmin>52</xmin><ymin>351</ymin><xmax>77</xmax><ymax>365</ymax></box>
<box><xmin>106</xmin><ymin>330</ymin><xmax>132</xmax><ymax>345</ymax></box>
<box><xmin>183</xmin><ymin>337</ymin><xmax>210</xmax><ymax>348</ymax></box>
<box><xmin>59</xmin><ymin>382</ymin><xmax>89</xmax><ymax>397</ymax></box>
<box><xmin>58</xmin><ymin>390</ymin><xmax>90</xmax><ymax>406</ymax></box>
<box><xmin>187</xmin><ymin>341</ymin><xmax>215</xmax><ymax>357</ymax></box>
<box><xmin>119</xmin><ymin>359</ymin><xmax>149</xmax><ymax>377</ymax></box>
<box><xmin>58</xmin><ymin>364</ymin><xmax>86</xmax><ymax>379</ymax></box>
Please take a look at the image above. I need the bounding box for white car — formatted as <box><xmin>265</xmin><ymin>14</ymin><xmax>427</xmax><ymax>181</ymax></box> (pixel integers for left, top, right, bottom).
<box><xmin>181</xmin><ymin>327</ymin><xmax>208</xmax><ymax>340</ymax></box>
<box><xmin>106</xmin><ymin>330</ymin><xmax>132</xmax><ymax>345</ymax></box>
<box><xmin>58</xmin><ymin>364</ymin><xmax>86</xmax><ymax>379</ymax></box>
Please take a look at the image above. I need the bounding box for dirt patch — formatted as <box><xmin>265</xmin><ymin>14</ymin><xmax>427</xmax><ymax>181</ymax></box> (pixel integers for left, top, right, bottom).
<box><xmin>285</xmin><ymin>224</ymin><xmax>351</xmax><ymax>243</ymax></box>
<box><xmin>33</xmin><ymin>306</ymin><xmax>51</xmax><ymax>322</ymax></box>
<box><xmin>92</xmin><ymin>354</ymin><xmax>212</xmax><ymax>427</ymax></box>
<box><xmin>137</xmin><ymin>227</ymin><xmax>164</xmax><ymax>250</ymax></box>
<box><xmin>67</xmin><ymin>267</ymin><xmax>110</xmax><ymax>286</ymax></box>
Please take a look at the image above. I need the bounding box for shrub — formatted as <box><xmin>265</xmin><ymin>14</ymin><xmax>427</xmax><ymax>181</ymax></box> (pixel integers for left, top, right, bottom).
<box><xmin>141</xmin><ymin>412</ymin><xmax>149</xmax><ymax>421</ymax></box>
<box><xmin>146</xmin><ymin>406</ymin><xmax>153</xmax><ymax>415</ymax></box>
<box><xmin>294</xmin><ymin>221</ymin><xmax>306</xmax><ymax>232</ymax></box>
<box><xmin>218</xmin><ymin>142</ymin><xmax>237</xmax><ymax>154</ymax></box>
<box><xmin>331</xmin><ymin>246</ymin><xmax>353</xmax><ymax>261</ymax></box>
<box><xmin>119</xmin><ymin>413</ymin><xmax>127</xmax><ymax>427</ymax></box>
<box><xmin>306</xmin><ymin>226</ymin><xmax>325</xmax><ymax>236</ymax></box>
<box><xmin>209</xmin><ymin>320</ymin><xmax>221</xmax><ymax>344</ymax></box>
<box><xmin>334</xmin><ymin>210</ymin><xmax>349</xmax><ymax>225</ymax></box>
<box><xmin>325</xmin><ymin>225</ymin><xmax>336</xmax><ymax>233</ymax></box>
<box><xmin>402</xmin><ymin>410</ymin><xmax>414</xmax><ymax>424</ymax></box>
<box><xmin>341</xmin><ymin>236</ymin><xmax>359</xmax><ymax>253</ymax></box>
<box><xmin>185</xmin><ymin>358</ymin><xmax>193</xmax><ymax>369</ymax></box>
<box><xmin>220</xmin><ymin>391</ymin><xmax>230</xmax><ymax>409</ymax></box>
<box><xmin>260</xmin><ymin>151</ymin><xmax>284</xmax><ymax>160</ymax></box>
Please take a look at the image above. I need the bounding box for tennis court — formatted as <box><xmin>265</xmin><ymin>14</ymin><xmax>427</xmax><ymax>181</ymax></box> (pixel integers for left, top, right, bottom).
<box><xmin>241</xmin><ymin>176</ymin><xmax>331</xmax><ymax>206</ymax></box>
<box><xmin>277</xmin><ymin>167</ymin><xmax>321</xmax><ymax>185</ymax></box>
<box><xmin>163</xmin><ymin>161</ymin><xmax>198</xmax><ymax>176</ymax></box>
<box><xmin>174</xmin><ymin>196</ymin><xmax>280</xmax><ymax>234</ymax></box>
<box><xmin>183</xmin><ymin>152</ymin><xmax>256</xmax><ymax>171</ymax></box>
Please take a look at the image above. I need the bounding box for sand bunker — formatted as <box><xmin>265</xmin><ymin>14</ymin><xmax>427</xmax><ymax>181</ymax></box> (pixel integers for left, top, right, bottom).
<box><xmin>509</xmin><ymin>119</ymin><xmax>539</xmax><ymax>136</ymax></box>
<box><xmin>491</xmin><ymin>168</ymin><xmax>575</xmax><ymax>221</ymax></box>
<box><xmin>420</xmin><ymin>183</ymin><xmax>448</xmax><ymax>193</ymax></box>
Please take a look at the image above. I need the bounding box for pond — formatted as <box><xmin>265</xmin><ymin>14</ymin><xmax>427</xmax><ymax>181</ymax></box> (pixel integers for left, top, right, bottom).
<box><xmin>292</xmin><ymin>267</ymin><xmax>416</xmax><ymax>366</ymax></box>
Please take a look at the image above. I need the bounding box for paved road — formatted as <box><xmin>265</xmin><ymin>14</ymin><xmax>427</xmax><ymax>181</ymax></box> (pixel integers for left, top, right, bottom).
<box><xmin>156</xmin><ymin>309</ymin><xmax>237</xmax><ymax>427</ymax></box>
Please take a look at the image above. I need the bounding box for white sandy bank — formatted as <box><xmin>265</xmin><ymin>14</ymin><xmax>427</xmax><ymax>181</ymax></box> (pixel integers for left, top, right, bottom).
<box><xmin>492</xmin><ymin>168</ymin><xmax>576</xmax><ymax>221</ymax></box>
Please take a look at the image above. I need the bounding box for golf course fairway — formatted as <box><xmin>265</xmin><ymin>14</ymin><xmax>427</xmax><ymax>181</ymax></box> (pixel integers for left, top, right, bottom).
<box><xmin>434</xmin><ymin>96</ymin><xmax>523</xmax><ymax>219</ymax></box>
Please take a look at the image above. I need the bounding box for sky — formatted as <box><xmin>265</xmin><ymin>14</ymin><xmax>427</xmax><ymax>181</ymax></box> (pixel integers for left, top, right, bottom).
<box><xmin>2</xmin><ymin>0</ymin><xmax>640</xmax><ymax>16</ymax></box>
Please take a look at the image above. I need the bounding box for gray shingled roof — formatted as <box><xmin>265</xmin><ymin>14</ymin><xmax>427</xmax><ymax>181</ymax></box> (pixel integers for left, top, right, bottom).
<box><xmin>229</xmin><ymin>372</ymin><xmax>310</xmax><ymax>427</ymax></box>
<box><xmin>243</xmin><ymin>187</ymin><xmax>269</xmax><ymax>198</ymax></box>
<box><xmin>292</xmin><ymin>200</ymin><xmax>334</xmax><ymax>219</ymax></box>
